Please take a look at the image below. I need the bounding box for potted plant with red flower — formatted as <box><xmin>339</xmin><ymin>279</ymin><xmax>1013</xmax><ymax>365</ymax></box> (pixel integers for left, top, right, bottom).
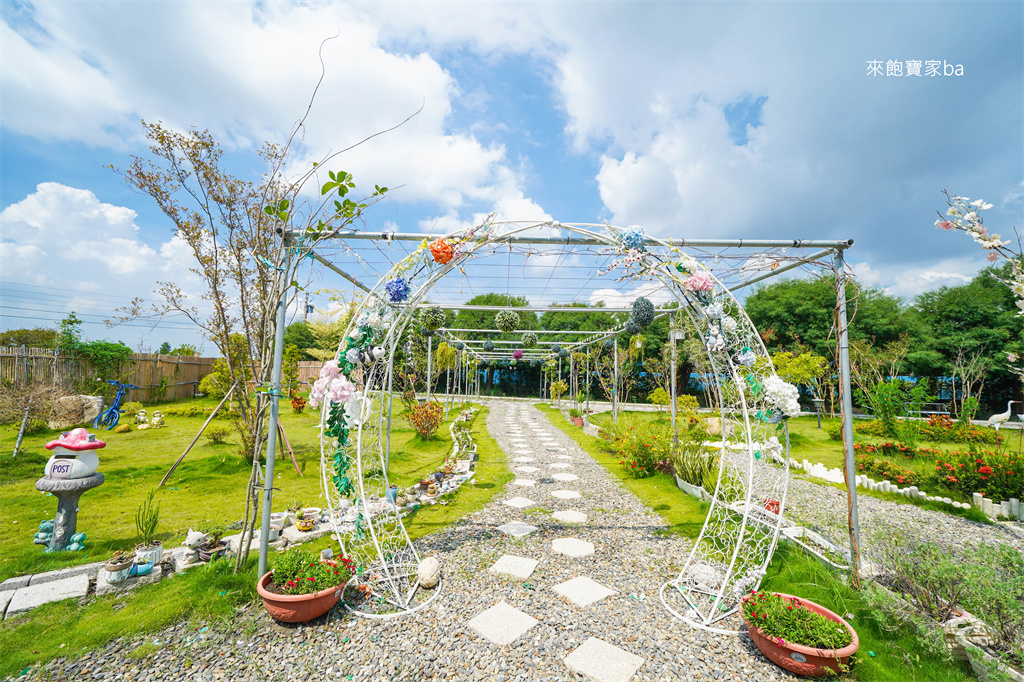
<box><xmin>257</xmin><ymin>547</ymin><xmax>356</xmax><ymax>623</ymax></box>
<box><xmin>741</xmin><ymin>591</ymin><xmax>859</xmax><ymax>677</ymax></box>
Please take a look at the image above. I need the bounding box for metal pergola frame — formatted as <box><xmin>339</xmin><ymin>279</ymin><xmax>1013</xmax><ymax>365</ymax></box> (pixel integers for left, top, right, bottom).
<box><xmin>268</xmin><ymin>224</ymin><xmax>861</xmax><ymax>599</ymax></box>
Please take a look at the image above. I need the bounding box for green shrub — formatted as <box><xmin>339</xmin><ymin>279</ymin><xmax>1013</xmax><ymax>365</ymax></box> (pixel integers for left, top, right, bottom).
<box><xmin>647</xmin><ymin>387</ymin><xmax>670</xmax><ymax>410</ymax></box>
<box><xmin>270</xmin><ymin>548</ymin><xmax>355</xmax><ymax>595</ymax></box>
<box><xmin>602</xmin><ymin>413</ymin><xmax>671</xmax><ymax>478</ymax></box>
<box><xmin>855</xmin><ymin>453</ymin><xmax>919</xmax><ymax>486</ymax></box>
<box><xmin>932</xmin><ymin>449</ymin><xmax>1023</xmax><ymax>503</ymax></box>
<box><xmin>121</xmin><ymin>401</ymin><xmax>144</xmax><ymax>416</ymax></box>
<box><xmin>672</xmin><ymin>412</ymin><xmax>715</xmax><ymax>488</ymax></box>
<box><xmin>405</xmin><ymin>401</ymin><xmax>444</xmax><ymax>439</ymax></box>
<box><xmin>823</xmin><ymin>420</ymin><xmax>843</xmax><ymax>440</ymax></box>
<box><xmin>23</xmin><ymin>419</ymin><xmax>49</xmax><ymax>436</ymax></box>
<box><xmin>204</xmin><ymin>424</ymin><xmax>232</xmax><ymax>445</ymax></box>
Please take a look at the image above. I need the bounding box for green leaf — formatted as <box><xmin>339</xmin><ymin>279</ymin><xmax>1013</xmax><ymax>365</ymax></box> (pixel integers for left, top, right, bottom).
<box><xmin>278</xmin><ymin>198</ymin><xmax>289</xmax><ymax>211</ymax></box>
<box><xmin>278</xmin><ymin>210</ymin><xmax>288</xmax><ymax>222</ymax></box>
<box><xmin>328</xmin><ymin>170</ymin><xmax>336</xmax><ymax>181</ymax></box>
<box><xmin>263</xmin><ymin>205</ymin><xmax>275</xmax><ymax>215</ymax></box>
<box><xmin>337</xmin><ymin>184</ymin><xmax>348</xmax><ymax>197</ymax></box>
<box><xmin>321</xmin><ymin>182</ymin><xmax>335</xmax><ymax>196</ymax></box>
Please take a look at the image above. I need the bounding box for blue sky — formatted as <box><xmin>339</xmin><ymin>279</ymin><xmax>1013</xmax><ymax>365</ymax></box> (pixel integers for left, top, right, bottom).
<box><xmin>1</xmin><ymin>1</ymin><xmax>1021</xmax><ymax>352</ymax></box>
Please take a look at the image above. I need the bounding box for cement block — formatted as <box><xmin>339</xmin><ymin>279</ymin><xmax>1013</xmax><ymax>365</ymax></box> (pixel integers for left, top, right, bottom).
<box><xmin>552</xmin><ymin>490</ymin><xmax>581</xmax><ymax>500</ymax></box>
<box><xmin>564</xmin><ymin>637</ymin><xmax>644</xmax><ymax>682</ymax></box>
<box><xmin>983</xmin><ymin>498</ymin><xmax>995</xmax><ymax>517</ymax></box>
<box><xmin>0</xmin><ymin>576</ymin><xmax>30</xmax><ymax>591</ymax></box>
<box><xmin>95</xmin><ymin>565</ymin><xmax>163</xmax><ymax>596</ymax></box>
<box><xmin>553</xmin><ymin>576</ymin><xmax>616</xmax><ymax>607</ymax></box>
<box><xmin>552</xmin><ymin>473</ymin><xmax>579</xmax><ymax>482</ymax></box>
<box><xmin>550</xmin><ymin>463</ymin><xmax>573</xmax><ymax>469</ymax></box>
<box><xmin>503</xmin><ymin>497</ymin><xmax>536</xmax><ymax>510</ymax></box>
<box><xmin>496</xmin><ymin>522</ymin><xmax>538</xmax><ymax>537</ymax></box>
<box><xmin>0</xmin><ymin>590</ymin><xmax>13</xmax><ymax>617</ymax></box>
<box><xmin>513</xmin><ymin>457</ymin><xmax>535</xmax><ymax>463</ymax></box>
<box><xmin>512</xmin><ymin>479</ymin><xmax>536</xmax><ymax>487</ymax></box>
<box><xmin>552</xmin><ymin>538</ymin><xmax>595</xmax><ymax>558</ymax></box>
<box><xmin>6</xmin><ymin>573</ymin><xmax>89</xmax><ymax>619</ymax></box>
<box><xmin>467</xmin><ymin>601</ymin><xmax>538</xmax><ymax>646</ymax></box>
<box><xmin>552</xmin><ymin>511</ymin><xmax>588</xmax><ymax>524</ymax></box>
<box><xmin>514</xmin><ymin>466</ymin><xmax>540</xmax><ymax>474</ymax></box>
<box><xmin>488</xmin><ymin>555</ymin><xmax>538</xmax><ymax>580</ymax></box>
<box><xmin>28</xmin><ymin>562</ymin><xmax>102</xmax><ymax>586</ymax></box>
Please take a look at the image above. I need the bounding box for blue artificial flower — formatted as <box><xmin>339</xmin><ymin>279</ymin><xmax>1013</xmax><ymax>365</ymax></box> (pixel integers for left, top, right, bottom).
<box><xmin>384</xmin><ymin>277</ymin><xmax>410</xmax><ymax>303</ymax></box>
<box><xmin>620</xmin><ymin>225</ymin><xmax>647</xmax><ymax>252</ymax></box>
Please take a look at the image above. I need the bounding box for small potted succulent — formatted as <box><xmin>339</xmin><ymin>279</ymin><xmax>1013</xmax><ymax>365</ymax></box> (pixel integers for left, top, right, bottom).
<box><xmin>741</xmin><ymin>591</ymin><xmax>858</xmax><ymax>677</ymax></box>
<box><xmin>197</xmin><ymin>524</ymin><xmax>229</xmax><ymax>562</ymax></box>
<box><xmin>569</xmin><ymin>408</ymin><xmax>584</xmax><ymax>427</ymax></box>
<box><xmin>257</xmin><ymin>547</ymin><xmax>356</xmax><ymax>623</ymax></box>
<box><xmin>105</xmin><ymin>549</ymin><xmax>135</xmax><ymax>583</ymax></box>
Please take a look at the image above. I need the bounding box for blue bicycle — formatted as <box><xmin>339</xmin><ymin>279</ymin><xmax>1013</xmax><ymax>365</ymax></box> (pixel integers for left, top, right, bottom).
<box><xmin>93</xmin><ymin>380</ymin><xmax>141</xmax><ymax>430</ymax></box>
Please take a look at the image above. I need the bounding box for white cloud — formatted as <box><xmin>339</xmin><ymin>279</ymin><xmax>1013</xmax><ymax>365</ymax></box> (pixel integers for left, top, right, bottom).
<box><xmin>850</xmin><ymin>258</ymin><xmax>984</xmax><ymax>301</ymax></box>
<box><xmin>588</xmin><ymin>282</ymin><xmax>673</xmax><ymax>309</ymax></box>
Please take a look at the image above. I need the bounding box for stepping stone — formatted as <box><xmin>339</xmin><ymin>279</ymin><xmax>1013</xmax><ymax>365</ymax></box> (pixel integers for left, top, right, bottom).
<box><xmin>5</xmin><ymin>573</ymin><xmax>89</xmax><ymax>620</ymax></box>
<box><xmin>552</xmin><ymin>538</ymin><xmax>595</xmax><ymax>558</ymax></box>
<box><xmin>555</xmin><ymin>455</ymin><xmax>573</xmax><ymax>460</ymax></box>
<box><xmin>512</xmin><ymin>479</ymin><xmax>536</xmax><ymax>487</ymax></box>
<box><xmin>513</xmin><ymin>457</ymin><xmax>535</xmax><ymax>463</ymax></box>
<box><xmin>553</xmin><ymin>576</ymin><xmax>617</xmax><ymax>607</ymax></box>
<box><xmin>497</xmin><ymin>521</ymin><xmax>538</xmax><ymax>537</ymax></box>
<box><xmin>515</xmin><ymin>466</ymin><xmax>540</xmax><ymax>474</ymax></box>
<box><xmin>467</xmin><ymin>601</ymin><xmax>539</xmax><ymax>646</ymax></box>
<box><xmin>564</xmin><ymin>637</ymin><xmax>644</xmax><ymax>682</ymax></box>
<box><xmin>0</xmin><ymin>590</ymin><xmax>13</xmax><ymax>616</ymax></box>
<box><xmin>503</xmin><ymin>496</ymin><xmax>536</xmax><ymax>509</ymax></box>
<box><xmin>488</xmin><ymin>554</ymin><xmax>538</xmax><ymax>579</ymax></box>
<box><xmin>552</xmin><ymin>473</ymin><xmax>579</xmax><ymax>482</ymax></box>
<box><xmin>550</xmin><ymin>463</ymin><xmax>572</xmax><ymax>469</ymax></box>
<box><xmin>552</xmin><ymin>490</ymin><xmax>581</xmax><ymax>500</ymax></box>
<box><xmin>514</xmin><ymin>449</ymin><xmax>534</xmax><ymax>455</ymax></box>
<box><xmin>553</xmin><ymin>510</ymin><xmax>588</xmax><ymax>524</ymax></box>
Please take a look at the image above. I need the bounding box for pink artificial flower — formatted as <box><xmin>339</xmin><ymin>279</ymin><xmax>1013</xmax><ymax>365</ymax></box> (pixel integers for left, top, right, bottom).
<box><xmin>321</xmin><ymin>360</ymin><xmax>341</xmax><ymax>380</ymax></box>
<box><xmin>684</xmin><ymin>271</ymin><xmax>714</xmax><ymax>292</ymax></box>
<box><xmin>987</xmin><ymin>252</ymin><xmax>1000</xmax><ymax>262</ymax></box>
<box><xmin>936</xmin><ymin>220</ymin><xmax>955</xmax><ymax>230</ymax></box>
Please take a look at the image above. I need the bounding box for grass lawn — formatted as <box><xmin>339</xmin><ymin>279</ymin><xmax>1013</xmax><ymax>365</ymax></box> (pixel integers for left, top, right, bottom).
<box><xmin>535</xmin><ymin>404</ymin><xmax>708</xmax><ymax>538</ymax></box>
<box><xmin>0</xmin><ymin>400</ymin><xmax>511</xmax><ymax>676</ymax></box>
<box><xmin>761</xmin><ymin>544</ymin><xmax>975</xmax><ymax>682</ymax></box>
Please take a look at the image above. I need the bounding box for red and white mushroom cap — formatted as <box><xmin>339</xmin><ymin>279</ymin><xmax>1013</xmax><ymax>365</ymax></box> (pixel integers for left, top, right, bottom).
<box><xmin>45</xmin><ymin>428</ymin><xmax>106</xmax><ymax>451</ymax></box>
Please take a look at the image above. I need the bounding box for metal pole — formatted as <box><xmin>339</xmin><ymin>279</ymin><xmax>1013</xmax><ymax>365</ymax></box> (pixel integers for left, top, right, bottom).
<box><xmin>384</xmin><ymin>349</ymin><xmax>396</xmax><ymax>474</ymax></box>
<box><xmin>258</xmin><ymin>273</ymin><xmax>289</xmax><ymax>579</ymax></box>
<box><xmin>586</xmin><ymin>347</ymin><xmax>591</xmax><ymax>420</ymax></box>
<box><xmin>670</xmin><ymin>314</ymin><xmax>678</xmax><ymax>444</ymax></box>
<box><xmin>613</xmin><ymin>336</ymin><xmax>619</xmax><ymax>422</ymax></box>
<box><xmin>834</xmin><ymin>248</ymin><xmax>861</xmax><ymax>581</ymax></box>
<box><xmin>426</xmin><ymin>336</ymin><xmax>433</xmax><ymax>402</ymax></box>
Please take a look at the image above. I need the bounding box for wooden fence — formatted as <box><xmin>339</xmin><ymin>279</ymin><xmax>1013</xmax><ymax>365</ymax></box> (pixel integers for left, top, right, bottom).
<box><xmin>0</xmin><ymin>346</ymin><xmax>218</xmax><ymax>403</ymax></box>
<box><xmin>298</xmin><ymin>361</ymin><xmax>325</xmax><ymax>387</ymax></box>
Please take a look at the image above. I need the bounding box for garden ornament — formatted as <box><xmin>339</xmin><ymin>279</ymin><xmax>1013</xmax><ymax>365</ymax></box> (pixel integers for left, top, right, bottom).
<box><xmin>150</xmin><ymin>411</ymin><xmax>164</xmax><ymax>428</ymax></box>
<box><xmin>987</xmin><ymin>400</ymin><xmax>1020</xmax><ymax>431</ymax></box>
<box><xmin>133</xmin><ymin>409</ymin><xmax>148</xmax><ymax>425</ymax></box>
<box><xmin>417</xmin><ymin>556</ymin><xmax>441</xmax><ymax>588</ymax></box>
<box><xmin>358</xmin><ymin>346</ymin><xmax>386</xmax><ymax>365</ymax></box>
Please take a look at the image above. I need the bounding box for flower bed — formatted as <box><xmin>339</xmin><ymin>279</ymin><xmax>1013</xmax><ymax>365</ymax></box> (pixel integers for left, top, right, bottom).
<box><xmin>854</xmin><ymin>441</ymin><xmax>942</xmax><ymax>459</ymax></box>
<box><xmin>601</xmin><ymin>419</ymin><xmax>673</xmax><ymax>478</ymax></box>
<box><xmin>856</xmin><ymin>417</ymin><xmax>1002</xmax><ymax>445</ymax></box>
<box><xmin>933</xmin><ymin>449</ymin><xmax>1023</xmax><ymax>503</ymax></box>
<box><xmin>855</xmin><ymin>454</ymin><xmax>920</xmax><ymax>486</ymax></box>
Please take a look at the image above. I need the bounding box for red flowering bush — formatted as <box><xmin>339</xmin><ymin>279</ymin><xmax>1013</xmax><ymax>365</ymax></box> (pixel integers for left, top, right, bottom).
<box><xmin>406</xmin><ymin>401</ymin><xmax>445</xmax><ymax>439</ymax></box>
<box><xmin>855</xmin><ymin>454</ymin><xmax>919</xmax><ymax>486</ymax></box>
<box><xmin>602</xmin><ymin>415</ymin><xmax>672</xmax><ymax>479</ymax></box>
<box><xmin>856</xmin><ymin>417</ymin><xmax>1001</xmax><ymax>445</ymax></box>
<box><xmin>854</xmin><ymin>441</ymin><xmax>941</xmax><ymax>459</ymax></box>
<box><xmin>931</xmin><ymin>449</ymin><xmax>1023</xmax><ymax>501</ymax></box>
<box><xmin>290</xmin><ymin>394</ymin><xmax>307</xmax><ymax>414</ymax></box>
<box><xmin>271</xmin><ymin>548</ymin><xmax>355</xmax><ymax>595</ymax></box>
<box><xmin>741</xmin><ymin>591</ymin><xmax>853</xmax><ymax>650</ymax></box>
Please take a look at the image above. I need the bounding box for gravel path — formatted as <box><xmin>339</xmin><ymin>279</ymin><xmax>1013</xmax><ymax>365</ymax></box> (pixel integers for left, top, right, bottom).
<box><xmin>784</xmin><ymin>476</ymin><xmax>1023</xmax><ymax>559</ymax></box>
<box><xmin>18</xmin><ymin>401</ymin><xmax>792</xmax><ymax>682</ymax></box>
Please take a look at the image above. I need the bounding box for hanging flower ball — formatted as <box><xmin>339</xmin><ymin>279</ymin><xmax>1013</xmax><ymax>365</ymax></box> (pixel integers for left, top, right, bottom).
<box><xmin>631</xmin><ymin>297</ymin><xmax>655</xmax><ymax>328</ymax></box>
<box><xmin>684</xmin><ymin>271</ymin><xmax>714</xmax><ymax>293</ymax></box>
<box><xmin>513</xmin><ymin>349</ymin><xmax>524</xmax><ymax>360</ymax></box>
<box><xmin>421</xmin><ymin>327</ymin><xmax>435</xmax><ymax>338</ymax></box>
<box><xmin>384</xmin><ymin>276</ymin><xmax>410</xmax><ymax>303</ymax></box>
<box><xmin>558</xmin><ymin>348</ymin><xmax>569</xmax><ymax>359</ymax></box>
<box><xmin>454</xmin><ymin>342</ymin><xmax>465</xmax><ymax>351</ymax></box>
<box><xmin>551</xmin><ymin>343</ymin><xmax>562</xmax><ymax>354</ymax></box>
<box><xmin>619</xmin><ymin>225</ymin><xmax>647</xmax><ymax>252</ymax></box>
<box><xmin>429</xmin><ymin>238</ymin><xmax>456</xmax><ymax>265</ymax></box>
<box><xmin>624</xmin><ymin>318</ymin><xmax>642</xmax><ymax>336</ymax></box>
<box><xmin>494</xmin><ymin>309</ymin><xmax>520</xmax><ymax>333</ymax></box>
<box><xmin>603</xmin><ymin>338</ymin><xmax>614</xmax><ymax>350</ymax></box>
<box><xmin>521</xmin><ymin>331</ymin><xmax>538</xmax><ymax>348</ymax></box>
<box><xmin>421</xmin><ymin>306</ymin><xmax>446</xmax><ymax>331</ymax></box>
<box><xmin>482</xmin><ymin>340</ymin><xmax>495</xmax><ymax>352</ymax></box>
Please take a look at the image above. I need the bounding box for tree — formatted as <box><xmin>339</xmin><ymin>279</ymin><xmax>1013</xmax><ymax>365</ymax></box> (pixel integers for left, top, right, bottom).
<box><xmin>305</xmin><ymin>306</ymin><xmax>354</xmax><ymax>361</ymax></box>
<box><xmin>745</xmin><ymin>276</ymin><xmax>908</xmax><ymax>359</ymax></box>
<box><xmin>282</xmin><ymin>344</ymin><xmax>302</xmax><ymax>397</ymax></box>
<box><xmin>171</xmin><ymin>344</ymin><xmax>199</xmax><ymax>356</ymax></box>
<box><xmin>158</xmin><ymin>342</ymin><xmax>172</xmax><ymax>355</ymax></box>
<box><xmin>0</xmin><ymin>328</ymin><xmax>57</xmax><ymax>348</ymax></box>
<box><xmin>283</xmin><ymin>321</ymin><xmax>315</xmax><ymax>353</ymax></box>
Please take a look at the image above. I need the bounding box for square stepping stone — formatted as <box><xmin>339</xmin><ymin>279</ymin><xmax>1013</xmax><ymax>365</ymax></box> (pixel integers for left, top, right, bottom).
<box><xmin>512</xmin><ymin>479</ymin><xmax>536</xmax><ymax>487</ymax></box>
<box><xmin>552</xmin><ymin>490</ymin><xmax>581</xmax><ymax>500</ymax></box>
<box><xmin>553</xmin><ymin>510</ymin><xmax>588</xmax><ymax>524</ymax></box>
<box><xmin>503</xmin><ymin>496</ymin><xmax>536</xmax><ymax>509</ymax></box>
<box><xmin>513</xmin><ymin>457</ymin><xmax>535</xmax><ymax>463</ymax></box>
<box><xmin>497</xmin><ymin>521</ymin><xmax>538</xmax><ymax>537</ymax></box>
<box><xmin>555</xmin><ymin>455</ymin><xmax>573</xmax><ymax>460</ymax></box>
<box><xmin>553</xmin><ymin>576</ymin><xmax>617</xmax><ymax>607</ymax></box>
<box><xmin>515</xmin><ymin>466</ymin><xmax>540</xmax><ymax>474</ymax></box>
<box><xmin>5</xmin><ymin>573</ymin><xmax>89</xmax><ymax>619</ymax></box>
<box><xmin>550</xmin><ymin>463</ymin><xmax>572</xmax><ymax>469</ymax></box>
<box><xmin>564</xmin><ymin>637</ymin><xmax>644</xmax><ymax>682</ymax></box>
<box><xmin>488</xmin><ymin>554</ymin><xmax>538</xmax><ymax>579</ymax></box>
<box><xmin>552</xmin><ymin>538</ymin><xmax>595</xmax><ymax>557</ymax></box>
<box><xmin>552</xmin><ymin>473</ymin><xmax>579</xmax><ymax>482</ymax></box>
<box><xmin>467</xmin><ymin>601</ymin><xmax>539</xmax><ymax>646</ymax></box>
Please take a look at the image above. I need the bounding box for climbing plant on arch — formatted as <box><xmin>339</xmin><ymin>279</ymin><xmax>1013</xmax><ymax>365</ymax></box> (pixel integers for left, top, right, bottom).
<box><xmin>313</xmin><ymin>219</ymin><xmax>802</xmax><ymax>624</ymax></box>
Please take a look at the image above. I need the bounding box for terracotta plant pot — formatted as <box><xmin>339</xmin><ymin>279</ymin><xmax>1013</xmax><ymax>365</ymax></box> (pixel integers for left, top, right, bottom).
<box><xmin>572</xmin><ymin>417</ymin><xmax>584</xmax><ymax>427</ymax></box>
<box><xmin>257</xmin><ymin>570</ymin><xmax>342</xmax><ymax>623</ymax></box>
<box><xmin>742</xmin><ymin>592</ymin><xmax>859</xmax><ymax>677</ymax></box>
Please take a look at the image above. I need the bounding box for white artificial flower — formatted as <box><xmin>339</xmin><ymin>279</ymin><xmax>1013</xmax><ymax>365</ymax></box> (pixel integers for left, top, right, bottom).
<box><xmin>721</xmin><ymin>316</ymin><xmax>738</xmax><ymax>333</ymax></box>
<box><xmin>705</xmin><ymin>303</ymin><xmax>724</xmax><ymax>320</ymax></box>
<box><xmin>762</xmin><ymin>375</ymin><xmax>801</xmax><ymax>418</ymax></box>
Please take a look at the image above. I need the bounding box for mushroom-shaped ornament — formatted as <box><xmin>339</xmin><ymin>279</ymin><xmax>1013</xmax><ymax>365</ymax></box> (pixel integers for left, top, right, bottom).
<box><xmin>44</xmin><ymin>428</ymin><xmax>104</xmax><ymax>479</ymax></box>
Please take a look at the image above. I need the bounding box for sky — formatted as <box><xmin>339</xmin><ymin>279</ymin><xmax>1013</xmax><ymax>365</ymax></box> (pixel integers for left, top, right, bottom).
<box><xmin>1</xmin><ymin>0</ymin><xmax>1021</xmax><ymax>354</ymax></box>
